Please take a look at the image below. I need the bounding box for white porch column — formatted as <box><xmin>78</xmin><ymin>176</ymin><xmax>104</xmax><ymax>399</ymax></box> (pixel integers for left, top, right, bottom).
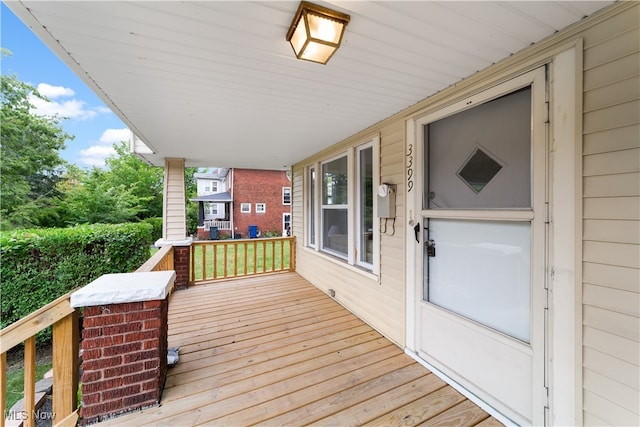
<box><xmin>160</xmin><ymin>158</ymin><xmax>188</xmax><ymax>242</ymax></box>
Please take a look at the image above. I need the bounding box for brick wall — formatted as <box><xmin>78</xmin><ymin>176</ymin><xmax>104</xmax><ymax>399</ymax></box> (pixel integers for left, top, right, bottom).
<box><xmin>79</xmin><ymin>299</ymin><xmax>168</xmax><ymax>425</ymax></box>
<box><xmin>232</xmin><ymin>169</ymin><xmax>291</xmax><ymax>237</ymax></box>
<box><xmin>173</xmin><ymin>245</ymin><xmax>190</xmax><ymax>290</ymax></box>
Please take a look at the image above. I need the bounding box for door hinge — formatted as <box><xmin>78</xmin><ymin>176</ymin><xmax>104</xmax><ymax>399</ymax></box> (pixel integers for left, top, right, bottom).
<box><xmin>544</xmin><ymin>202</ymin><xmax>550</xmax><ymax>224</ymax></box>
<box><xmin>545</xmin><ymin>101</ymin><xmax>550</xmax><ymax>124</ymax></box>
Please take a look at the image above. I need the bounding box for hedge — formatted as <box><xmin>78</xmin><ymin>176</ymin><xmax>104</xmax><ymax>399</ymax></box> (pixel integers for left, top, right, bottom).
<box><xmin>142</xmin><ymin>217</ymin><xmax>163</xmax><ymax>242</ymax></box>
<box><xmin>0</xmin><ymin>223</ymin><xmax>153</xmax><ymax>335</ymax></box>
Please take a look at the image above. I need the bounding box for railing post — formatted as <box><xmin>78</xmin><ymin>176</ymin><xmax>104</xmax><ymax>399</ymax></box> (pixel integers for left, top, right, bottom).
<box><xmin>52</xmin><ymin>310</ymin><xmax>79</xmax><ymax>422</ymax></box>
<box><xmin>70</xmin><ymin>271</ymin><xmax>174</xmax><ymax>425</ymax></box>
<box><xmin>1</xmin><ymin>352</ymin><xmax>5</xmax><ymax>427</ymax></box>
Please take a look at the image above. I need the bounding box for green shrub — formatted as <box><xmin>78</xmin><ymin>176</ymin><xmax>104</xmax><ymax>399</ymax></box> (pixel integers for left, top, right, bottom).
<box><xmin>142</xmin><ymin>217</ymin><xmax>163</xmax><ymax>242</ymax></box>
<box><xmin>0</xmin><ymin>223</ymin><xmax>153</xmax><ymax>335</ymax></box>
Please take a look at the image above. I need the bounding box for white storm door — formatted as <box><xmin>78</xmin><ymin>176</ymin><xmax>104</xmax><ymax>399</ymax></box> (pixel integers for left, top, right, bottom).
<box><xmin>414</xmin><ymin>68</ymin><xmax>547</xmax><ymax>426</ymax></box>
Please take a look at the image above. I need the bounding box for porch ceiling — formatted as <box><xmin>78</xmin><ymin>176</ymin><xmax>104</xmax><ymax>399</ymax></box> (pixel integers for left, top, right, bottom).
<box><xmin>7</xmin><ymin>1</ymin><xmax>612</xmax><ymax>169</ymax></box>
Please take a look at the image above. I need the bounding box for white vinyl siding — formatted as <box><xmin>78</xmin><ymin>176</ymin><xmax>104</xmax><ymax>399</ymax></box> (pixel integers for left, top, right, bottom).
<box><xmin>581</xmin><ymin>6</ymin><xmax>640</xmax><ymax>424</ymax></box>
<box><xmin>291</xmin><ymin>3</ymin><xmax>639</xmax><ymax>424</ymax></box>
<box><xmin>163</xmin><ymin>158</ymin><xmax>187</xmax><ymax>241</ymax></box>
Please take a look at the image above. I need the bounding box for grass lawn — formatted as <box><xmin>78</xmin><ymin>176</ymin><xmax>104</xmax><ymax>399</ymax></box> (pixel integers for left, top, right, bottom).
<box><xmin>6</xmin><ymin>363</ymin><xmax>52</xmax><ymax>410</ymax></box>
<box><xmin>192</xmin><ymin>239</ymin><xmax>291</xmax><ymax>280</ymax></box>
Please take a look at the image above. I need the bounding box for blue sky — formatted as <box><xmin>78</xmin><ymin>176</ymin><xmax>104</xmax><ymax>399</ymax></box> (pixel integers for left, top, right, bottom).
<box><xmin>1</xmin><ymin>3</ymin><xmax>129</xmax><ymax>167</ymax></box>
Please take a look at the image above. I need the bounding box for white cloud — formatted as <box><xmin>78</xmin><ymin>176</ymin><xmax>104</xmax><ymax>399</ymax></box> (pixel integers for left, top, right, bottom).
<box><xmin>29</xmin><ymin>96</ymin><xmax>97</xmax><ymax>120</ymax></box>
<box><xmin>28</xmin><ymin>82</ymin><xmax>111</xmax><ymax>121</ymax></box>
<box><xmin>36</xmin><ymin>83</ymin><xmax>75</xmax><ymax>99</ymax></box>
<box><xmin>99</xmin><ymin>128</ymin><xmax>131</xmax><ymax>145</ymax></box>
<box><xmin>78</xmin><ymin>128</ymin><xmax>131</xmax><ymax>168</ymax></box>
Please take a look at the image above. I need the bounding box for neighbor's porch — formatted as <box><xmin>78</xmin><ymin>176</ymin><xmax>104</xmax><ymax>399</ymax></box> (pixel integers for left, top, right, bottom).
<box><xmin>97</xmin><ymin>272</ymin><xmax>501</xmax><ymax>426</ymax></box>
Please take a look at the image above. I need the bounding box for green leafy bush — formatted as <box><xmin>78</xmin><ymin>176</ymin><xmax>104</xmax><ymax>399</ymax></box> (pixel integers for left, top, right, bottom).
<box><xmin>0</xmin><ymin>223</ymin><xmax>153</xmax><ymax>335</ymax></box>
<box><xmin>142</xmin><ymin>217</ymin><xmax>163</xmax><ymax>242</ymax></box>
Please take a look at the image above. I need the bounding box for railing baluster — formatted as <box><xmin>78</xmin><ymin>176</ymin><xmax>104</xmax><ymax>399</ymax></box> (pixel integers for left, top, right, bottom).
<box><xmin>23</xmin><ymin>336</ymin><xmax>36</xmax><ymax>427</ymax></box>
<box><xmin>189</xmin><ymin>237</ymin><xmax>296</xmax><ymax>284</ymax></box>
<box><xmin>280</xmin><ymin>240</ymin><xmax>285</xmax><ymax>271</ymax></box>
<box><xmin>201</xmin><ymin>243</ymin><xmax>207</xmax><ymax>281</ymax></box>
<box><xmin>233</xmin><ymin>244</ymin><xmax>238</xmax><ymax>276</ymax></box>
<box><xmin>1</xmin><ymin>352</ymin><xmax>6</xmax><ymax>427</ymax></box>
<box><xmin>243</xmin><ymin>242</ymin><xmax>248</xmax><ymax>275</ymax></box>
<box><xmin>223</xmin><ymin>243</ymin><xmax>228</xmax><ymax>278</ymax></box>
<box><xmin>253</xmin><ymin>241</ymin><xmax>257</xmax><ymax>274</ymax></box>
<box><xmin>213</xmin><ymin>243</ymin><xmax>218</xmax><ymax>279</ymax></box>
<box><xmin>270</xmin><ymin>240</ymin><xmax>275</xmax><ymax>272</ymax></box>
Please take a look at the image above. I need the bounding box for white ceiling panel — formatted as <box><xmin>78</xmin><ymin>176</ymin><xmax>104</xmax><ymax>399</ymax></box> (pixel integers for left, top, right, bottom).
<box><xmin>6</xmin><ymin>0</ymin><xmax>613</xmax><ymax>169</ymax></box>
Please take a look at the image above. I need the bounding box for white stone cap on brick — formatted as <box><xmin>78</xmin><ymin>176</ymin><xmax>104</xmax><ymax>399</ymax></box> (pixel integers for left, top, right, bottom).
<box><xmin>154</xmin><ymin>237</ymin><xmax>193</xmax><ymax>247</ymax></box>
<box><xmin>70</xmin><ymin>270</ymin><xmax>176</xmax><ymax>308</ymax></box>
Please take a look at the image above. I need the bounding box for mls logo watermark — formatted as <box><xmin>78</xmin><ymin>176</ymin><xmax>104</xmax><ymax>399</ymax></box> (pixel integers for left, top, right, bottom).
<box><xmin>5</xmin><ymin>410</ymin><xmax>56</xmax><ymax>421</ymax></box>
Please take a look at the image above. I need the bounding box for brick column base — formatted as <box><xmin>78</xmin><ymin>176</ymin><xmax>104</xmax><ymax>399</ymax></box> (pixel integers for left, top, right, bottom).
<box><xmin>173</xmin><ymin>245</ymin><xmax>190</xmax><ymax>290</ymax></box>
<box><xmin>79</xmin><ymin>299</ymin><xmax>168</xmax><ymax>425</ymax></box>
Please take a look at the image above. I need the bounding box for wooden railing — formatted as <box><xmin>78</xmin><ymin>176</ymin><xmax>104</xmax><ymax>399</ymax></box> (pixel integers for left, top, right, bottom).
<box><xmin>204</xmin><ymin>220</ymin><xmax>231</xmax><ymax>231</ymax></box>
<box><xmin>1</xmin><ymin>245</ymin><xmax>178</xmax><ymax>427</ymax></box>
<box><xmin>0</xmin><ymin>293</ymin><xmax>79</xmax><ymax>427</ymax></box>
<box><xmin>136</xmin><ymin>245</ymin><xmax>175</xmax><ymax>272</ymax></box>
<box><xmin>191</xmin><ymin>236</ymin><xmax>295</xmax><ymax>283</ymax></box>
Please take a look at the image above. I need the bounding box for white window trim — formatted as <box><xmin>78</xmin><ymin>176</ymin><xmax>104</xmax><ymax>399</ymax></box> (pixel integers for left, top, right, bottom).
<box><xmin>307</xmin><ymin>135</ymin><xmax>380</xmax><ymax>275</ymax></box>
<box><xmin>321</xmin><ymin>153</ymin><xmax>349</xmax><ymax>261</ymax></box>
<box><xmin>256</xmin><ymin>203</ymin><xmax>266</xmax><ymax>213</ymax></box>
<box><xmin>355</xmin><ymin>141</ymin><xmax>378</xmax><ymax>273</ymax></box>
<box><xmin>283</xmin><ymin>187</ymin><xmax>291</xmax><ymax>205</ymax></box>
<box><xmin>306</xmin><ymin>165</ymin><xmax>318</xmax><ymax>249</ymax></box>
<box><xmin>240</xmin><ymin>203</ymin><xmax>251</xmax><ymax>213</ymax></box>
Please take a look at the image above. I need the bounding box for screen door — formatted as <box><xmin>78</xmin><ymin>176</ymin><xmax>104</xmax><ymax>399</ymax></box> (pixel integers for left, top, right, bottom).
<box><xmin>414</xmin><ymin>68</ymin><xmax>547</xmax><ymax>426</ymax></box>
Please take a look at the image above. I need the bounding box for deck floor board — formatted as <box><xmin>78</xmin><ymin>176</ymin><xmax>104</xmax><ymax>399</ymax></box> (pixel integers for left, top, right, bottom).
<box><xmin>97</xmin><ymin>273</ymin><xmax>500</xmax><ymax>426</ymax></box>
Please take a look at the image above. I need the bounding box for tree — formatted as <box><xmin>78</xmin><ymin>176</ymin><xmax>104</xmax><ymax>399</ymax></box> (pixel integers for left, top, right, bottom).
<box><xmin>102</xmin><ymin>141</ymin><xmax>165</xmax><ymax>220</ymax></box>
<box><xmin>0</xmin><ymin>50</ymin><xmax>71</xmax><ymax>230</ymax></box>
<box><xmin>56</xmin><ymin>165</ymin><xmax>145</xmax><ymax>225</ymax></box>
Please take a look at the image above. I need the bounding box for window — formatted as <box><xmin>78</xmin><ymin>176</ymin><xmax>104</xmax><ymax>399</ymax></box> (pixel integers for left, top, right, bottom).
<box><xmin>308</xmin><ymin>167</ymin><xmax>316</xmax><ymax>247</ymax></box>
<box><xmin>203</xmin><ymin>180</ymin><xmax>218</xmax><ymax>194</ymax></box>
<box><xmin>283</xmin><ymin>187</ymin><xmax>291</xmax><ymax>205</ymax></box>
<box><xmin>357</xmin><ymin>144</ymin><xmax>373</xmax><ymax>267</ymax></box>
<box><xmin>321</xmin><ymin>155</ymin><xmax>348</xmax><ymax>258</ymax></box>
<box><xmin>207</xmin><ymin>203</ymin><xmax>218</xmax><ymax>216</ymax></box>
<box><xmin>283</xmin><ymin>213</ymin><xmax>291</xmax><ymax>236</ymax></box>
<box><xmin>240</xmin><ymin>203</ymin><xmax>251</xmax><ymax>213</ymax></box>
<box><xmin>256</xmin><ymin>203</ymin><xmax>266</xmax><ymax>213</ymax></box>
<box><xmin>307</xmin><ymin>137</ymin><xmax>379</xmax><ymax>273</ymax></box>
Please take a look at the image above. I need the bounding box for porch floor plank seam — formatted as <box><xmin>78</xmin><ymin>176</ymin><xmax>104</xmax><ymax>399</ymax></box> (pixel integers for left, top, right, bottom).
<box><xmin>96</xmin><ymin>272</ymin><xmax>500</xmax><ymax>426</ymax></box>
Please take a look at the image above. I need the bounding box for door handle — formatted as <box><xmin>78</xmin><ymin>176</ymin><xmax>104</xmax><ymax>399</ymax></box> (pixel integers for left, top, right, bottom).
<box><xmin>414</xmin><ymin>223</ymin><xmax>420</xmax><ymax>243</ymax></box>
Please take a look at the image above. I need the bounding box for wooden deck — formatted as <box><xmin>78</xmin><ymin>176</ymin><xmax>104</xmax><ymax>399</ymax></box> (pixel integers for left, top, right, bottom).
<box><xmin>99</xmin><ymin>272</ymin><xmax>502</xmax><ymax>426</ymax></box>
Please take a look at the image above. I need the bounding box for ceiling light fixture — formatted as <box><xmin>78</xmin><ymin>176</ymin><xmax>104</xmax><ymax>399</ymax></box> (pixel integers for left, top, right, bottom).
<box><xmin>286</xmin><ymin>1</ymin><xmax>350</xmax><ymax>65</ymax></box>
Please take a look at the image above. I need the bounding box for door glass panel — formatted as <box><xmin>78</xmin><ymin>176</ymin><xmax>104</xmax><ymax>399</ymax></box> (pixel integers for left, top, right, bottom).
<box><xmin>424</xmin><ymin>219</ymin><xmax>531</xmax><ymax>342</ymax></box>
<box><xmin>423</xmin><ymin>87</ymin><xmax>532</xmax><ymax>209</ymax></box>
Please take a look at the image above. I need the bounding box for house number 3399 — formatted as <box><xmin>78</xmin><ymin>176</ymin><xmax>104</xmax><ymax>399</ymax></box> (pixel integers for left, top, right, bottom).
<box><xmin>406</xmin><ymin>143</ymin><xmax>414</xmax><ymax>192</ymax></box>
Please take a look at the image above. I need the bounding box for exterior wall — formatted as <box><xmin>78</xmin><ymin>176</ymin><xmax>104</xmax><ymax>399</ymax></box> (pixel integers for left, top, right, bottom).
<box><xmin>162</xmin><ymin>158</ymin><xmax>187</xmax><ymax>241</ymax></box>
<box><xmin>293</xmin><ymin>121</ymin><xmax>405</xmax><ymax>346</ymax></box>
<box><xmin>232</xmin><ymin>169</ymin><xmax>291</xmax><ymax>238</ymax></box>
<box><xmin>580</xmin><ymin>7</ymin><xmax>639</xmax><ymax>426</ymax></box>
<box><xmin>196</xmin><ymin>178</ymin><xmax>226</xmax><ymax>195</ymax></box>
<box><xmin>292</xmin><ymin>3</ymin><xmax>639</xmax><ymax>425</ymax></box>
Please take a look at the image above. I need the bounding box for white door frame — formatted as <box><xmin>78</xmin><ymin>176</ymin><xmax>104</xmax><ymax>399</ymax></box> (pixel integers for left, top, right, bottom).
<box><xmin>404</xmin><ymin>44</ymin><xmax>581</xmax><ymax>426</ymax></box>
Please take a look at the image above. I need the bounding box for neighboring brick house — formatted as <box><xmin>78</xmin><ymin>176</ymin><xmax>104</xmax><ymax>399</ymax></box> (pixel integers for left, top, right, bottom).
<box><xmin>192</xmin><ymin>168</ymin><xmax>291</xmax><ymax>240</ymax></box>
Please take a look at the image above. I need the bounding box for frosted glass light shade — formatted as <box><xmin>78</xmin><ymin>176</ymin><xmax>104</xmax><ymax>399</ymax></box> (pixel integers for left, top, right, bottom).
<box><xmin>286</xmin><ymin>1</ymin><xmax>350</xmax><ymax>64</ymax></box>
